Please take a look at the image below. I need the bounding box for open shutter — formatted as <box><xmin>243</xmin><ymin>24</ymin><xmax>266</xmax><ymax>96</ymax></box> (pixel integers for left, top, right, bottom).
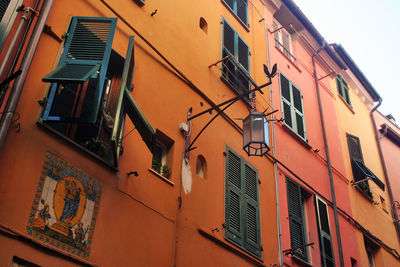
<box><xmin>292</xmin><ymin>85</ymin><xmax>306</xmax><ymax>139</ymax></box>
<box><xmin>243</xmin><ymin>162</ymin><xmax>261</xmax><ymax>257</ymax></box>
<box><xmin>237</xmin><ymin>0</ymin><xmax>248</xmax><ymax>25</ymax></box>
<box><xmin>225</xmin><ymin>150</ymin><xmax>244</xmax><ymax>245</ymax></box>
<box><xmin>287</xmin><ymin>179</ymin><xmax>308</xmax><ymax>261</ymax></box>
<box><xmin>280</xmin><ymin>74</ymin><xmax>293</xmax><ymax>128</ymax></box>
<box><xmin>111</xmin><ymin>36</ymin><xmax>155</xmax><ymax>166</ymax></box>
<box><xmin>315</xmin><ymin>197</ymin><xmax>335</xmax><ymax>267</ymax></box>
<box><xmin>0</xmin><ymin>0</ymin><xmax>21</xmax><ymax>53</ymax></box>
<box><xmin>42</xmin><ymin>17</ymin><xmax>117</xmax><ymax>123</ymax></box>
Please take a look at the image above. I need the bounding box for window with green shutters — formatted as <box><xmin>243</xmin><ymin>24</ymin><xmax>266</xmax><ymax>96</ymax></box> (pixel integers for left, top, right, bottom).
<box><xmin>315</xmin><ymin>196</ymin><xmax>335</xmax><ymax>267</ymax></box>
<box><xmin>225</xmin><ymin>147</ymin><xmax>261</xmax><ymax>258</ymax></box>
<box><xmin>41</xmin><ymin>17</ymin><xmax>154</xmax><ymax>166</ymax></box>
<box><xmin>0</xmin><ymin>0</ymin><xmax>22</xmax><ymax>54</ymax></box>
<box><xmin>286</xmin><ymin>178</ymin><xmax>309</xmax><ymax>262</ymax></box>
<box><xmin>336</xmin><ymin>74</ymin><xmax>351</xmax><ymax>106</ymax></box>
<box><xmin>279</xmin><ymin>73</ymin><xmax>307</xmax><ymax>140</ymax></box>
<box><xmin>221</xmin><ymin>19</ymin><xmax>254</xmax><ymax>102</ymax></box>
<box><xmin>222</xmin><ymin>0</ymin><xmax>248</xmax><ymax>26</ymax></box>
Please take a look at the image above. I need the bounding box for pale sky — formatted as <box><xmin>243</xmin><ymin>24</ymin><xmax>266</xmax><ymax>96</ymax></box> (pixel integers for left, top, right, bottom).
<box><xmin>293</xmin><ymin>0</ymin><xmax>400</xmax><ymax>120</ymax></box>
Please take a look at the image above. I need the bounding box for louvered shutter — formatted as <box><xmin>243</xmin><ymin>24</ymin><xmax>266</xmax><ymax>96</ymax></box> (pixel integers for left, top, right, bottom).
<box><xmin>42</xmin><ymin>17</ymin><xmax>117</xmax><ymax>123</ymax></box>
<box><xmin>280</xmin><ymin>74</ymin><xmax>293</xmax><ymax>128</ymax></box>
<box><xmin>243</xmin><ymin>163</ymin><xmax>261</xmax><ymax>257</ymax></box>
<box><xmin>111</xmin><ymin>36</ymin><xmax>155</xmax><ymax>166</ymax></box>
<box><xmin>292</xmin><ymin>85</ymin><xmax>306</xmax><ymax>139</ymax></box>
<box><xmin>223</xmin><ymin>22</ymin><xmax>235</xmax><ymax>56</ymax></box>
<box><xmin>347</xmin><ymin>134</ymin><xmax>363</xmax><ymax>162</ymax></box>
<box><xmin>287</xmin><ymin>179</ymin><xmax>308</xmax><ymax>261</ymax></box>
<box><xmin>315</xmin><ymin>197</ymin><xmax>334</xmax><ymax>267</ymax></box>
<box><xmin>0</xmin><ymin>0</ymin><xmax>21</xmax><ymax>54</ymax></box>
<box><xmin>237</xmin><ymin>37</ymin><xmax>249</xmax><ymax>71</ymax></box>
<box><xmin>225</xmin><ymin>150</ymin><xmax>244</xmax><ymax>245</ymax></box>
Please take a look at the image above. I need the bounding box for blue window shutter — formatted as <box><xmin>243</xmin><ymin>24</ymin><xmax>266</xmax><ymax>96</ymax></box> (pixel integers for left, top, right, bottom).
<box><xmin>42</xmin><ymin>17</ymin><xmax>117</xmax><ymax>123</ymax></box>
<box><xmin>112</xmin><ymin>36</ymin><xmax>155</xmax><ymax>165</ymax></box>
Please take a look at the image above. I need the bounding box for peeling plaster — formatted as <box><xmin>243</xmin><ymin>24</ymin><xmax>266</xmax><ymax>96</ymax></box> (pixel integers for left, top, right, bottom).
<box><xmin>181</xmin><ymin>159</ymin><xmax>192</xmax><ymax>194</ymax></box>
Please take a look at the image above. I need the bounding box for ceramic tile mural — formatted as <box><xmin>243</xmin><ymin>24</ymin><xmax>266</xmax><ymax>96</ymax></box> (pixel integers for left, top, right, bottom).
<box><xmin>27</xmin><ymin>153</ymin><xmax>102</xmax><ymax>258</ymax></box>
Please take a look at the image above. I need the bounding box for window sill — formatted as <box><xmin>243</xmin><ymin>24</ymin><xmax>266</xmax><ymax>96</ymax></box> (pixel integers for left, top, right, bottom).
<box><xmin>338</xmin><ymin>94</ymin><xmax>355</xmax><ymax>114</ymax></box>
<box><xmin>274</xmin><ymin>46</ymin><xmax>301</xmax><ymax>72</ymax></box>
<box><xmin>148</xmin><ymin>168</ymin><xmax>174</xmax><ymax>186</ymax></box>
<box><xmin>198</xmin><ymin>227</ymin><xmax>265</xmax><ymax>267</ymax></box>
<box><xmin>221</xmin><ymin>0</ymin><xmax>250</xmax><ymax>32</ymax></box>
<box><xmin>281</xmin><ymin>123</ymin><xmax>312</xmax><ymax>150</ymax></box>
<box><xmin>37</xmin><ymin>121</ymin><xmax>118</xmax><ymax>172</ymax></box>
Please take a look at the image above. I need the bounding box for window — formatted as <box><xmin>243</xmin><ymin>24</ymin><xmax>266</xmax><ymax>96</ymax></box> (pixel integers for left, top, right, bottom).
<box><xmin>279</xmin><ymin>73</ymin><xmax>306</xmax><ymax>140</ymax></box>
<box><xmin>286</xmin><ymin>178</ymin><xmax>309</xmax><ymax>262</ymax></box>
<box><xmin>0</xmin><ymin>0</ymin><xmax>22</xmax><ymax>53</ymax></box>
<box><xmin>346</xmin><ymin>134</ymin><xmax>385</xmax><ymax>196</ymax></box>
<box><xmin>151</xmin><ymin>130</ymin><xmax>174</xmax><ymax>178</ymax></box>
<box><xmin>222</xmin><ymin>0</ymin><xmax>248</xmax><ymax>26</ymax></box>
<box><xmin>336</xmin><ymin>74</ymin><xmax>351</xmax><ymax>106</ymax></box>
<box><xmin>273</xmin><ymin>20</ymin><xmax>295</xmax><ymax>63</ymax></box>
<box><xmin>196</xmin><ymin>155</ymin><xmax>207</xmax><ymax>179</ymax></box>
<box><xmin>315</xmin><ymin>197</ymin><xmax>335</xmax><ymax>267</ymax></box>
<box><xmin>364</xmin><ymin>235</ymin><xmax>380</xmax><ymax>267</ymax></box>
<box><xmin>221</xmin><ymin>19</ymin><xmax>253</xmax><ymax>102</ymax></box>
<box><xmin>225</xmin><ymin>147</ymin><xmax>261</xmax><ymax>258</ymax></box>
<box><xmin>41</xmin><ymin>17</ymin><xmax>155</xmax><ymax>167</ymax></box>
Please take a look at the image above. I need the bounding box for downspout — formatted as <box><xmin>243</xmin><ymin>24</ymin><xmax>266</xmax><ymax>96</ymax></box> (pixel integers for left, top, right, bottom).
<box><xmin>0</xmin><ymin>0</ymin><xmax>53</xmax><ymax>155</ymax></box>
<box><xmin>265</xmin><ymin>23</ymin><xmax>283</xmax><ymax>266</ymax></box>
<box><xmin>370</xmin><ymin>100</ymin><xmax>400</xmax><ymax>245</ymax></box>
<box><xmin>312</xmin><ymin>42</ymin><xmax>345</xmax><ymax>267</ymax></box>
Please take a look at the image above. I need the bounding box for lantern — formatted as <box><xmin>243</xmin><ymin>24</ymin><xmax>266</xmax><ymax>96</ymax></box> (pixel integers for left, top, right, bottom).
<box><xmin>243</xmin><ymin>111</ymin><xmax>270</xmax><ymax>156</ymax></box>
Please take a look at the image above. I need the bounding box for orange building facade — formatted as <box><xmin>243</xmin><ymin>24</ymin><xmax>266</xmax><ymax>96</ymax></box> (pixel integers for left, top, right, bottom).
<box><xmin>0</xmin><ymin>0</ymin><xmax>279</xmax><ymax>266</ymax></box>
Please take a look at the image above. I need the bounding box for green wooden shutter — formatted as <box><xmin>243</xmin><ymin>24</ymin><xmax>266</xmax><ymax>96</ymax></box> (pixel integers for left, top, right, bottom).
<box><xmin>237</xmin><ymin>0</ymin><xmax>248</xmax><ymax>25</ymax></box>
<box><xmin>0</xmin><ymin>0</ymin><xmax>21</xmax><ymax>54</ymax></box>
<box><xmin>315</xmin><ymin>197</ymin><xmax>335</xmax><ymax>267</ymax></box>
<box><xmin>286</xmin><ymin>179</ymin><xmax>308</xmax><ymax>261</ymax></box>
<box><xmin>42</xmin><ymin>17</ymin><xmax>117</xmax><ymax>123</ymax></box>
<box><xmin>292</xmin><ymin>85</ymin><xmax>306</xmax><ymax>139</ymax></box>
<box><xmin>280</xmin><ymin>73</ymin><xmax>293</xmax><ymax>128</ymax></box>
<box><xmin>111</xmin><ymin>36</ymin><xmax>155</xmax><ymax>166</ymax></box>
<box><xmin>225</xmin><ymin>150</ymin><xmax>244</xmax><ymax>245</ymax></box>
<box><xmin>243</xmin><ymin>163</ymin><xmax>261</xmax><ymax>257</ymax></box>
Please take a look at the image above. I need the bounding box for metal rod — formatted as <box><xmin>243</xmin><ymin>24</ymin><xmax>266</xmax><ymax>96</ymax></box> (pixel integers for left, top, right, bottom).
<box><xmin>283</xmin><ymin>242</ymin><xmax>314</xmax><ymax>254</ymax></box>
<box><xmin>188</xmin><ymin>81</ymin><xmax>270</xmax><ymax>121</ymax></box>
<box><xmin>352</xmin><ymin>178</ymin><xmax>371</xmax><ymax>185</ymax></box>
<box><xmin>208</xmin><ymin>54</ymin><xmax>231</xmax><ymax>69</ymax></box>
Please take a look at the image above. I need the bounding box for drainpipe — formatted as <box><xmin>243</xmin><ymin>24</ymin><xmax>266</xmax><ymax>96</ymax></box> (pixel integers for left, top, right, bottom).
<box><xmin>370</xmin><ymin>100</ymin><xmax>400</xmax><ymax>245</ymax></box>
<box><xmin>265</xmin><ymin>23</ymin><xmax>283</xmax><ymax>266</ymax></box>
<box><xmin>0</xmin><ymin>0</ymin><xmax>53</xmax><ymax>155</ymax></box>
<box><xmin>312</xmin><ymin>42</ymin><xmax>345</xmax><ymax>267</ymax></box>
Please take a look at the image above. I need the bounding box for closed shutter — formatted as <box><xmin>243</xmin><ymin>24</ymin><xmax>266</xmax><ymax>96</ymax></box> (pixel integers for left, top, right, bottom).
<box><xmin>280</xmin><ymin>74</ymin><xmax>293</xmax><ymax>128</ymax></box>
<box><xmin>225</xmin><ymin>150</ymin><xmax>243</xmax><ymax>244</ymax></box>
<box><xmin>42</xmin><ymin>17</ymin><xmax>117</xmax><ymax>123</ymax></box>
<box><xmin>315</xmin><ymin>197</ymin><xmax>334</xmax><ymax>267</ymax></box>
<box><xmin>0</xmin><ymin>0</ymin><xmax>21</xmax><ymax>54</ymax></box>
<box><xmin>225</xmin><ymin>148</ymin><xmax>261</xmax><ymax>258</ymax></box>
<box><xmin>287</xmin><ymin>179</ymin><xmax>308</xmax><ymax>261</ymax></box>
<box><xmin>111</xmin><ymin>36</ymin><xmax>155</xmax><ymax>166</ymax></box>
<box><xmin>347</xmin><ymin>134</ymin><xmax>363</xmax><ymax>162</ymax></box>
<box><xmin>237</xmin><ymin>0</ymin><xmax>248</xmax><ymax>25</ymax></box>
<box><xmin>223</xmin><ymin>22</ymin><xmax>235</xmax><ymax>56</ymax></box>
<box><xmin>238</xmin><ymin>37</ymin><xmax>249</xmax><ymax>70</ymax></box>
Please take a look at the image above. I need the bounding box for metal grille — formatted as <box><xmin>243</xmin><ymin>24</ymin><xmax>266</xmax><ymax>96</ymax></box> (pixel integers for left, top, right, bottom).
<box><xmin>246</xmin><ymin>204</ymin><xmax>257</xmax><ymax>243</ymax></box>
<box><xmin>0</xmin><ymin>0</ymin><xmax>11</xmax><ymax>22</ymax></box>
<box><xmin>229</xmin><ymin>191</ymin><xmax>241</xmax><ymax>232</ymax></box>
<box><xmin>228</xmin><ymin>151</ymin><xmax>241</xmax><ymax>189</ymax></box>
<box><xmin>245</xmin><ymin>165</ymin><xmax>257</xmax><ymax>201</ymax></box>
<box><xmin>68</xmin><ymin>19</ymin><xmax>113</xmax><ymax>61</ymax></box>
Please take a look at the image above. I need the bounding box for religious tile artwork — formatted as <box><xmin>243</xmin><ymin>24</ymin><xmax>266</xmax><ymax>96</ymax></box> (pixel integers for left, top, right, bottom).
<box><xmin>27</xmin><ymin>152</ymin><xmax>102</xmax><ymax>258</ymax></box>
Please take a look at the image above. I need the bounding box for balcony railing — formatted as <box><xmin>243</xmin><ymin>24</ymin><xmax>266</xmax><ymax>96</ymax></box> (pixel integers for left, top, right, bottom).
<box><xmin>274</xmin><ymin>39</ymin><xmax>297</xmax><ymax>64</ymax></box>
<box><xmin>220</xmin><ymin>53</ymin><xmax>256</xmax><ymax>103</ymax></box>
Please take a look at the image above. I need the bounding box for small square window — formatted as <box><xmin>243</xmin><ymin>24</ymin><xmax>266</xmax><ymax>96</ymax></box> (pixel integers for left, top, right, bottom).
<box><xmin>151</xmin><ymin>130</ymin><xmax>174</xmax><ymax>178</ymax></box>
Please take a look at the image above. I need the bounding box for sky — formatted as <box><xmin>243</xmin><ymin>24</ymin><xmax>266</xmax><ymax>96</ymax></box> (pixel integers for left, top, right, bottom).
<box><xmin>292</xmin><ymin>0</ymin><xmax>400</xmax><ymax>120</ymax></box>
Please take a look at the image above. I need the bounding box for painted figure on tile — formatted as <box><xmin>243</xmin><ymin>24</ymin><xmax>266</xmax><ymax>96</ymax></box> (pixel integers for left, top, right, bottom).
<box><xmin>31</xmin><ymin>204</ymin><xmax>51</xmax><ymax>230</ymax></box>
<box><xmin>74</xmin><ymin>222</ymin><xmax>86</xmax><ymax>245</ymax></box>
<box><xmin>60</xmin><ymin>180</ymin><xmax>81</xmax><ymax>222</ymax></box>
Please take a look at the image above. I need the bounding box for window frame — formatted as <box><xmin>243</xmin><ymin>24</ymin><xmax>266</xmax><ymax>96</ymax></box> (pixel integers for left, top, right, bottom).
<box><xmin>279</xmin><ymin>73</ymin><xmax>307</xmax><ymax>140</ymax></box>
<box><xmin>224</xmin><ymin>146</ymin><xmax>262</xmax><ymax>258</ymax></box>
<box><xmin>221</xmin><ymin>0</ymin><xmax>249</xmax><ymax>27</ymax></box>
<box><xmin>315</xmin><ymin>196</ymin><xmax>335</xmax><ymax>267</ymax></box>
<box><xmin>0</xmin><ymin>0</ymin><xmax>22</xmax><ymax>54</ymax></box>
<box><xmin>273</xmin><ymin>20</ymin><xmax>295</xmax><ymax>63</ymax></box>
<box><xmin>336</xmin><ymin>74</ymin><xmax>351</xmax><ymax>106</ymax></box>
